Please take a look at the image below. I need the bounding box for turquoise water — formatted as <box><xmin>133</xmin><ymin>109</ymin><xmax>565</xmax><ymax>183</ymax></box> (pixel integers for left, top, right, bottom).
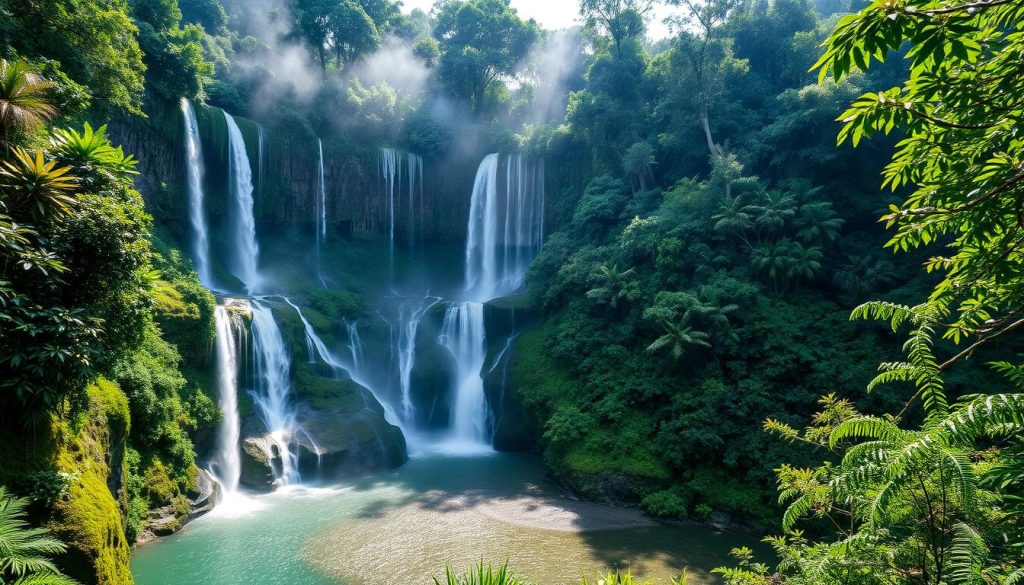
<box><xmin>132</xmin><ymin>453</ymin><xmax>755</xmax><ymax>585</ymax></box>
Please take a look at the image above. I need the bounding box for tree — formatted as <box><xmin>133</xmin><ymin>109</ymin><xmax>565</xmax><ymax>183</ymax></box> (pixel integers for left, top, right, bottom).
<box><xmin>434</xmin><ymin>0</ymin><xmax>540</xmax><ymax>114</ymax></box>
<box><xmin>586</xmin><ymin>263</ymin><xmax>637</xmax><ymax>309</ymax></box>
<box><xmin>291</xmin><ymin>0</ymin><xmax>334</xmax><ymax>72</ymax></box>
<box><xmin>646</xmin><ymin>313</ymin><xmax>712</xmax><ymax>360</ymax></box>
<box><xmin>329</xmin><ymin>0</ymin><xmax>380</xmax><ymax>67</ymax></box>
<box><xmin>810</xmin><ymin>0</ymin><xmax>1024</xmax><ymax>350</ymax></box>
<box><xmin>621</xmin><ymin>141</ymin><xmax>655</xmax><ymax>192</ymax></box>
<box><xmin>579</xmin><ymin>0</ymin><xmax>654</xmax><ymax>55</ymax></box>
<box><xmin>667</xmin><ymin>0</ymin><xmax>744</xmax><ymax>154</ymax></box>
<box><xmin>0</xmin><ymin>486</ymin><xmax>77</xmax><ymax>585</ymax></box>
<box><xmin>719</xmin><ymin>0</ymin><xmax>1024</xmax><ymax>581</ymax></box>
<box><xmin>3</xmin><ymin>0</ymin><xmax>147</xmax><ymax>115</ymax></box>
<box><xmin>794</xmin><ymin>201</ymin><xmax>843</xmax><ymax>244</ymax></box>
<box><xmin>0</xmin><ymin>59</ymin><xmax>56</xmax><ymax>148</ymax></box>
<box><xmin>130</xmin><ymin>0</ymin><xmax>213</xmax><ymax>100</ymax></box>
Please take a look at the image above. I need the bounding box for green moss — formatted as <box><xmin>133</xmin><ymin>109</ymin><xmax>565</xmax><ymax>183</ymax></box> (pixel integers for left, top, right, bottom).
<box><xmin>152</xmin><ymin>279</ymin><xmax>198</xmax><ymax>319</ymax></box>
<box><xmin>293</xmin><ymin>363</ymin><xmax>367</xmax><ymax>411</ymax></box>
<box><xmin>52</xmin><ymin>379</ymin><xmax>134</xmax><ymax>585</ymax></box>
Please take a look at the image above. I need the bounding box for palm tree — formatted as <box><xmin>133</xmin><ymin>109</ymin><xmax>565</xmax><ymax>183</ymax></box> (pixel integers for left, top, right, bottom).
<box><xmin>794</xmin><ymin>201</ymin><xmax>844</xmax><ymax>243</ymax></box>
<box><xmin>586</xmin><ymin>263</ymin><xmax>636</xmax><ymax>309</ymax></box>
<box><xmin>622</xmin><ymin>141</ymin><xmax>656</xmax><ymax>192</ymax></box>
<box><xmin>646</xmin><ymin>313</ymin><xmax>712</xmax><ymax>360</ymax></box>
<box><xmin>0</xmin><ymin>486</ymin><xmax>78</xmax><ymax>584</ymax></box>
<box><xmin>786</xmin><ymin>242</ymin><xmax>823</xmax><ymax>283</ymax></box>
<box><xmin>749</xmin><ymin>189</ymin><xmax>797</xmax><ymax>234</ymax></box>
<box><xmin>711</xmin><ymin>195</ymin><xmax>754</xmax><ymax>245</ymax></box>
<box><xmin>751</xmin><ymin>239</ymin><xmax>796</xmax><ymax>292</ymax></box>
<box><xmin>832</xmin><ymin>254</ymin><xmax>895</xmax><ymax>297</ymax></box>
<box><xmin>0</xmin><ymin>59</ymin><xmax>57</xmax><ymax>147</ymax></box>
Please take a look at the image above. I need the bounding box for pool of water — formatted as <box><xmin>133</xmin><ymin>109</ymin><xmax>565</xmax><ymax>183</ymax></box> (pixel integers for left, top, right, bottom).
<box><xmin>131</xmin><ymin>452</ymin><xmax>756</xmax><ymax>584</ymax></box>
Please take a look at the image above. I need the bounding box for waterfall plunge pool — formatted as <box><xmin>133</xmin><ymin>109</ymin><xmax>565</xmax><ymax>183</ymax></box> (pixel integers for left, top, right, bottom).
<box><xmin>131</xmin><ymin>453</ymin><xmax>758</xmax><ymax>585</ymax></box>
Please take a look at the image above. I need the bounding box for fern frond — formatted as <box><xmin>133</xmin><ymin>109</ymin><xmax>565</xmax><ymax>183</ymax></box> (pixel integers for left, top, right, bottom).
<box><xmin>949</xmin><ymin>522</ymin><xmax>987</xmax><ymax>585</ymax></box>
<box><xmin>830</xmin><ymin>416</ymin><xmax>906</xmax><ymax>448</ymax></box>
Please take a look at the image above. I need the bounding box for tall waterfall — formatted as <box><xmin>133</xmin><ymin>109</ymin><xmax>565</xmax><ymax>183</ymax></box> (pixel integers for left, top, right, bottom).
<box><xmin>440</xmin><ymin>302</ymin><xmax>490</xmax><ymax>447</ymax></box>
<box><xmin>225</xmin><ymin>112</ymin><xmax>260</xmax><ymax>293</ymax></box>
<box><xmin>209</xmin><ymin>305</ymin><xmax>243</xmax><ymax>494</ymax></box>
<box><xmin>316</xmin><ymin>139</ymin><xmax>327</xmax><ymax>286</ymax></box>
<box><xmin>257</xmin><ymin>126</ymin><xmax>266</xmax><ymax>196</ymax></box>
<box><xmin>381</xmin><ymin>148</ymin><xmax>398</xmax><ymax>277</ymax></box>
<box><xmin>380</xmin><ymin>148</ymin><xmax>425</xmax><ymax>275</ymax></box>
<box><xmin>181</xmin><ymin>99</ymin><xmax>212</xmax><ymax>288</ymax></box>
<box><xmin>406</xmin><ymin>153</ymin><xmax>423</xmax><ymax>246</ymax></box>
<box><xmin>465</xmin><ymin>153</ymin><xmax>546</xmax><ymax>302</ymax></box>
<box><xmin>250</xmin><ymin>301</ymin><xmax>300</xmax><ymax>486</ymax></box>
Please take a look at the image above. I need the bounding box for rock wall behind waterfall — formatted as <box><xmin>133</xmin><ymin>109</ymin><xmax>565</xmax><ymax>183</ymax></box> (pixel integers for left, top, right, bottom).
<box><xmin>110</xmin><ymin>102</ymin><xmax>498</xmax><ymax>245</ymax></box>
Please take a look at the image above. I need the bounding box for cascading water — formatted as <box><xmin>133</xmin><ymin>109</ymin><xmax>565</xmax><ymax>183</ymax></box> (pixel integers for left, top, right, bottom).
<box><xmin>346</xmin><ymin>321</ymin><xmax>367</xmax><ymax>376</ymax></box>
<box><xmin>209</xmin><ymin>305</ymin><xmax>243</xmax><ymax>494</ymax></box>
<box><xmin>380</xmin><ymin>148</ymin><xmax>424</xmax><ymax>278</ymax></box>
<box><xmin>250</xmin><ymin>301</ymin><xmax>300</xmax><ymax>486</ymax></box>
<box><xmin>465</xmin><ymin>153</ymin><xmax>546</xmax><ymax>302</ymax></box>
<box><xmin>316</xmin><ymin>139</ymin><xmax>327</xmax><ymax>286</ymax></box>
<box><xmin>388</xmin><ymin>296</ymin><xmax>440</xmax><ymax>426</ymax></box>
<box><xmin>439</xmin><ymin>302</ymin><xmax>491</xmax><ymax>448</ymax></box>
<box><xmin>281</xmin><ymin>298</ymin><xmax>405</xmax><ymax>431</ymax></box>
<box><xmin>181</xmin><ymin>99</ymin><xmax>212</xmax><ymax>288</ymax></box>
<box><xmin>225</xmin><ymin>112</ymin><xmax>261</xmax><ymax>293</ymax></box>
<box><xmin>380</xmin><ymin>148</ymin><xmax>398</xmax><ymax>278</ymax></box>
<box><xmin>407</xmin><ymin>153</ymin><xmax>423</xmax><ymax>246</ymax></box>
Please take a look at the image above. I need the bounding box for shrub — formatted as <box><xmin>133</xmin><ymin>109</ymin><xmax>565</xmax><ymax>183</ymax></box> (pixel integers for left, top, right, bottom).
<box><xmin>693</xmin><ymin>503</ymin><xmax>713</xmax><ymax>521</ymax></box>
<box><xmin>434</xmin><ymin>562</ymin><xmax>529</xmax><ymax>585</ymax></box>
<box><xmin>641</xmin><ymin>488</ymin><xmax>690</xmax><ymax>519</ymax></box>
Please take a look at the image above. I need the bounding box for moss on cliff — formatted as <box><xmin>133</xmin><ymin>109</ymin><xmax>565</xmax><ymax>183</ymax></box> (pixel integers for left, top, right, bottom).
<box><xmin>510</xmin><ymin>327</ymin><xmax>670</xmax><ymax>500</ymax></box>
<box><xmin>52</xmin><ymin>379</ymin><xmax>134</xmax><ymax>585</ymax></box>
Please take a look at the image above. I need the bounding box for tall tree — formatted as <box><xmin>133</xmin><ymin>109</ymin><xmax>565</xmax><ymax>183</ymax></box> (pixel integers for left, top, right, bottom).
<box><xmin>433</xmin><ymin>0</ymin><xmax>540</xmax><ymax>114</ymax></box>
<box><xmin>579</xmin><ymin>0</ymin><xmax>654</xmax><ymax>55</ymax></box>
<box><xmin>667</xmin><ymin>0</ymin><xmax>743</xmax><ymax>154</ymax></box>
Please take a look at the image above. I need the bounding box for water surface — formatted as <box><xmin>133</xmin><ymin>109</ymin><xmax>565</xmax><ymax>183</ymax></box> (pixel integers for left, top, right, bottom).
<box><xmin>132</xmin><ymin>453</ymin><xmax>755</xmax><ymax>584</ymax></box>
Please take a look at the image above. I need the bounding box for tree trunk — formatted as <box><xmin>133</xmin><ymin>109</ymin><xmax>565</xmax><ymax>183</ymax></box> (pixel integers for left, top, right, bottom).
<box><xmin>699</xmin><ymin>103</ymin><xmax>719</xmax><ymax>156</ymax></box>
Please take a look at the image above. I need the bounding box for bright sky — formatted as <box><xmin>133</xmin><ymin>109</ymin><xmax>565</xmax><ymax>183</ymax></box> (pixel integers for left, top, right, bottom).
<box><xmin>401</xmin><ymin>0</ymin><xmax>682</xmax><ymax>40</ymax></box>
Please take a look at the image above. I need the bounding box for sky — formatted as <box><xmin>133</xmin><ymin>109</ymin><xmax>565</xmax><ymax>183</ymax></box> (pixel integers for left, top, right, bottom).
<box><xmin>401</xmin><ymin>0</ymin><xmax>682</xmax><ymax>40</ymax></box>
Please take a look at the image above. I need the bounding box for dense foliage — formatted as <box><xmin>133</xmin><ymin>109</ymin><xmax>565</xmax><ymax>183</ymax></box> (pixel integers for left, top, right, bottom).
<box><xmin>3</xmin><ymin>0</ymin><xmax>1024</xmax><ymax>582</ymax></box>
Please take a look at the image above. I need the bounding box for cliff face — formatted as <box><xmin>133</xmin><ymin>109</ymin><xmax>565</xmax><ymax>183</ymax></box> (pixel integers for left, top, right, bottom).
<box><xmin>110</xmin><ymin>103</ymin><xmax>486</xmax><ymax>248</ymax></box>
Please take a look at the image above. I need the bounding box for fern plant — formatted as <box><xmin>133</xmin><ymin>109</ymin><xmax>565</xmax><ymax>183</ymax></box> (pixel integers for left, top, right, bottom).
<box><xmin>0</xmin><ymin>486</ymin><xmax>78</xmax><ymax>585</ymax></box>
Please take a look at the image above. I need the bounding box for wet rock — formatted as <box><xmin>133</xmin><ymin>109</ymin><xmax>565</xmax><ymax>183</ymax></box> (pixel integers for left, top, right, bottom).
<box><xmin>293</xmin><ymin>402</ymin><xmax>407</xmax><ymax>478</ymax></box>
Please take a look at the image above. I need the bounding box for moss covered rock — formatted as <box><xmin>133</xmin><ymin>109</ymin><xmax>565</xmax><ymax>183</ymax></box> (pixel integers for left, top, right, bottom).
<box><xmin>52</xmin><ymin>379</ymin><xmax>134</xmax><ymax>585</ymax></box>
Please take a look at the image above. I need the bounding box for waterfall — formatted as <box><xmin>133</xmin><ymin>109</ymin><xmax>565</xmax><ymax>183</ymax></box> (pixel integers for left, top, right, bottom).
<box><xmin>407</xmin><ymin>153</ymin><xmax>423</xmax><ymax>246</ymax></box>
<box><xmin>209</xmin><ymin>305</ymin><xmax>242</xmax><ymax>494</ymax></box>
<box><xmin>380</xmin><ymin>148</ymin><xmax>425</xmax><ymax>276</ymax></box>
<box><xmin>225</xmin><ymin>112</ymin><xmax>261</xmax><ymax>293</ymax></box>
<box><xmin>181</xmin><ymin>99</ymin><xmax>212</xmax><ymax>288</ymax></box>
<box><xmin>380</xmin><ymin>148</ymin><xmax>398</xmax><ymax>278</ymax></box>
<box><xmin>346</xmin><ymin>321</ymin><xmax>366</xmax><ymax>376</ymax></box>
<box><xmin>281</xmin><ymin>298</ymin><xmax>405</xmax><ymax>431</ymax></box>
<box><xmin>257</xmin><ymin>126</ymin><xmax>266</xmax><ymax>196</ymax></box>
<box><xmin>316</xmin><ymin>139</ymin><xmax>327</xmax><ymax>286</ymax></box>
<box><xmin>439</xmin><ymin>302</ymin><xmax>490</xmax><ymax>447</ymax></box>
<box><xmin>465</xmin><ymin>153</ymin><xmax>546</xmax><ymax>302</ymax></box>
<box><xmin>250</xmin><ymin>301</ymin><xmax>300</xmax><ymax>486</ymax></box>
<box><xmin>389</xmin><ymin>297</ymin><xmax>440</xmax><ymax>426</ymax></box>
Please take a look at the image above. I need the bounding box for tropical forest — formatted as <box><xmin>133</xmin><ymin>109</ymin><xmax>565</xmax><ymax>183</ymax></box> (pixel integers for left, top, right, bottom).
<box><xmin>0</xmin><ymin>0</ymin><xmax>1022</xmax><ymax>583</ymax></box>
